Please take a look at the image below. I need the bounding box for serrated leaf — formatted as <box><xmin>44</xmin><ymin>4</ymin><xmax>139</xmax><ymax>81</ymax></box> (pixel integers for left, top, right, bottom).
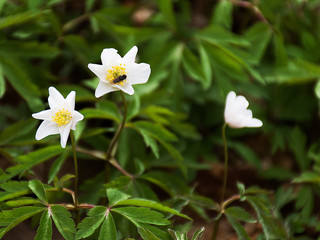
<box><xmin>107</xmin><ymin>188</ymin><xmax>131</xmax><ymax>206</ymax></box>
<box><xmin>226</xmin><ymin>216</ymin><xmax>252</xmax><ymax>240</ymax></box>
<box><xmin>138</xmin><ymin>227</ymin><xmax>161</xmax><ymax>240</ymax></box>
<box><xmin>114</xmin><ymin>198</ymin><xmax>191</xmax><ymax>220</ymax></box>
<box><xmin>28</xmin><ymin>179</ymin><xmax>47</xmax><ymax>203</ymax></box>
<box><xmin>98</xmin><ymin>212</ymin><xmax>117</xmax><ymax>240</ymax></box>
<box><xmin>35</xmin><ymin>209</ymin><xmax>52</xmax><ymax>240</ymax></box>
<box><xmin>51</xmin><ymin>205</ymin><xmax>76</xmax><ymax>240</ymax></box>
<box><xmin>76</xmin><ymin>206</ymin><xmax>107</xmax><ymax>239</ymax></box>
<box><xmin>0</xmin><ymin>206</ymin><xmax>45</xmax><ymax>238</ymax></box>
<box><xmin>112</xmin><ymin>207</ymin><xmax>170</xmax><ymax>226</ymax></box>
<box><xmin>0</xmin><ymin>181</ymin><xmax>30</xmax><ymax>202</ymax></box>
<box><xmin>225</xmin><ymin>207</ymin><xmax>256</xmax><ymax>223</ymax></box>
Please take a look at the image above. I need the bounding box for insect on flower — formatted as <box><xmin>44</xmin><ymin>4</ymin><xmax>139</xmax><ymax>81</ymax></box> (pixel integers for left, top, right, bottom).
<box><xmin>113</xmin><ymin>74</ymin><xmax>127</xmax><ymax>84</ymax></box>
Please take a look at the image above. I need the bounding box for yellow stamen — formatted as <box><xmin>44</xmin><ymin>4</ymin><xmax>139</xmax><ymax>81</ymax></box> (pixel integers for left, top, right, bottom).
<box><xmin>106</xmin><ymin>64</ymin><xmax>127</xmax><ymax>85</ymax></box>
<box><xmin>52</xmin><ymin>108</ymin><xmax>72</xmax><ymax>126</ymax></box>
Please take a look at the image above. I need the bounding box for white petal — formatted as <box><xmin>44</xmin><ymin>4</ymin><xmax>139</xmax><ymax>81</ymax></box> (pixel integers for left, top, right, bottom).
<box><xmin>48</xmin><ymin>87</ymin><xmax>66</xmax><ymax>109</ymax></box>
<box><xmin>88</xmin><ymin>63</ymin><xmax>107</xmax><ymax>80</ymax></box>
<box><xmin>35</xmin><ymin>121</ymin><xmax>60</xmax><ymax>140</ymax></box>
<box><xmin>235</xmin><ymin>95</ymin><xmax>249</xmax><ymax>110</ymax></box>
<box><xmin>95</xmin><ymin>80</ymin><xmax>118</xmax><ymax>98</ymax></box>
<box><xmin>245</xmin><ymin>118</ymin><xmax>263</xmax><ymax>128</ymax></box>
<box><xmin>32</xmin><ymin>109</ymin><xmax>53</xmax><ymax>121</ymax></box>
<box><xmin>66</xmin><ymin>91</ymin><xmax>75</xmax><ymax>110</ymax></box>
<box><xmin>115</xmin><ymin>83</ymin><xmax>134</xmax><ymax>95</ymax></box>
<box><xmin>71</xmin><ymin>111</ymin><xmax>84</xmax><ymax>130</ymax></box>
<box><xmin>101</xmin><ymin>48</ymin><xmax>121</xmax><ymax>66</ymax></box>
<box><xmin>123</xmin><ymin>46</ymin><xmax>138</xmax><ymax>63</ymax></box>
<box><xmin>127</xmin><ymin>63</ymin><xmax>151</xmax><ymax>85</ymax></box>
<box><xmin>59</xmin><ymin>124</ymin><xmax>72</xmax><ymax>148</ymax></box>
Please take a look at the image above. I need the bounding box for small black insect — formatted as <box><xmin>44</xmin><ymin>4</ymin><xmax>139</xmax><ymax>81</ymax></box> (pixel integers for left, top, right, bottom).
<box><xmin>112</xmin><ymin>74</ymin><xmax>127</xmax><ymax>84</ymax></box>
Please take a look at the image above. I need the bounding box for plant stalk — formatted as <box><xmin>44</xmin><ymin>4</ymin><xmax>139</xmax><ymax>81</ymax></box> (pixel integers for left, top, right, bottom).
<box><xmin>70</xmin><ymin>132</ymin><xmax>80</xmax><ymax>223</ymax></box>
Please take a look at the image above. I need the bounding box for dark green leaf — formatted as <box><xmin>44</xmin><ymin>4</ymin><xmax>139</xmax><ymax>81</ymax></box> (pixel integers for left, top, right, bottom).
<box><xmin>0</xmin><ymin>10</ymin><xmax>46</xmax><ymax>29</ymax></box>
<box><xmin>112</xmin><ymin>207</ymin><xmax>170</xmax><ymax>226</ymax></box>
<box><xmin>35</xmin><ymin>209</ymin><xmax>52</xmax><ymax>240</ymax></box>
<box><xmin>28</xmin><ymin>179</ymin><xmax>47</xmax><ymax>203</ymax></box>
<box><xmin>226</xmin><ymin>216</ymin><xmax>252</xmax><ymax>240</ymax></box>
<box><xmin>48</xmin><ymin>147</ymin><xmax>71</xmax><ymax>184</ymax></box>
<box><xmin>211</xmin><ymin>0</ymin><xmax>233</xmax><ymax>28</ymax></box>
<box><xmin>155</xmin><ymin>0</ymin><xmax>176</xmax><ymax>29</ymax></box>
<box><xmin>107</xmin><ymin>188</ymin><xmax>131</xmax><ymax>206</ymax></box>
<box><xmin>51</xmin><ymin>205</ymin><xmax>76</xmax><ymax>240</ymax></box>
<box><xmin>98</xmin><ymin>212</ymin><xmax>117</xmax><ymax>240</ymax></box>
<box><xmin>0</xmin><ymin>206</ymin><xmax>45</xmax><ymax>238</ymax></box>
<box><xmin>138</xmin><ymin>227</ymin><xmax>161</xmax><ymax>240</ymax></box>
<box><xmin>4</xmin><ymin>197</ymin><xmax>41</xmax><ymax>207</ymax></box>
<box><xmin>133</xmin><ymin>121</ymin><xmax>177</xmax><ymax>142</ymax></box>
<box><xmin>225</xmin><ymin>207</ymin><xmax>256</xmax><ymax>223</ymax></box>
<box><xmin>80</xmin><ymin>108</ymin><xmax>120</xmax><ymax>123</ymax></box>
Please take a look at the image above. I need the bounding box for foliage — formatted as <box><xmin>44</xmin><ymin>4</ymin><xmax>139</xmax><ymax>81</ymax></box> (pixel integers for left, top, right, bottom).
<box><xmin>1</xmin><ymin>0</ymin><xmax>320</xmax><ymax>239</ymax></box>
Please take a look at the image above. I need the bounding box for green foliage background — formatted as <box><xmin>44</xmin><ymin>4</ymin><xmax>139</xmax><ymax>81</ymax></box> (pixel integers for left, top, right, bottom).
<box><xmin>1</xmin><ymin>0</ymin><xmax>320</xmax><ymax>239</ymax></box>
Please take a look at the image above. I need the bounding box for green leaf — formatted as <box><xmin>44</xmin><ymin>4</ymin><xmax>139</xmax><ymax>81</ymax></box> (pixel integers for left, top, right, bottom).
<box><xmin>199</xmin><ymin>43</ymin><xmax>212</xmax><ymax>89</ymax></box>
<box><xmin>211</xmin><ymin>0</ymin><xmax>233</xmax><ymax>28</ymax></box>
<box><xmin>133</xmin><ymin>121</ymin><xmax>177</xmax><ymax>142</ymax></box>
<box><xmin>98</xmin><ymin>212</ymin><xmax>117</xmax><ymax>240</ymax></box>
<box><xmin>51</xmin><ymin>205</ymin><xmax>76</xmax><ymax>240</ymax></box>
<box><xmin>138</xmin><ymin>227</ymin><xmax>161</xmax><ymax>240</ymax></box>
<box><xmin>225</xmin><ymin>207</ymin><xmax>256</xmax><ymax>223</ymax></box>
<box><xmin>0</xmin><ymin>181</ymin><xmax>30</xmax><ymax>202</ymax></box>
<box><xmin>0</xmin><ymin>206</ymin><xmax>45</xmax><ymax>238</ymax></box>
<box><xmin>191</xmin><ymin>227</ymin><xmax>205</xmax><ymax>240</ymax></box>
<box><xmin>107</xmin><ymin>188</ymin><xmax>131</xmax><ymax>206</ymax></box>
<box><xmin>138</xmin><ymin>128</ymin><xmax>159</xmax><ymax>159</ymax></box>
<box><xmin>226</xmin><ymin>216</ymin><xmax>252</xmax><ymax>240</ymax></box>
<box><xmin>35</xmin><ymin>210</ymin><xmax>52</xmax><ymax>240</ymax></box>
<box><xmin>48</xmin><ymin>147</ymin><xmax>71</xmax><ymax>184</ymax></box>
<box><xmin>0</xmin><ymin>10</ymin><xmax>46</xmax><ymax>30</ymax></box>
<box><xmin>127</xmin><ymin>94</ymin><xmax>140</xmax><ymax>121</ymax></box>
<box><xmin>80</xmin><ymin>108</ymin><xmax>120</xmax><ymax>123</ymax></box>
<box><xmin>114</xmin><ymin>198</ymin><xmax>191</xmax><ymax>220</ymax></box>
<box><xmin>112</xmin><ymin>207</ymin><xmax>170</xmax><ymax>226</ymax></box>
<box><xmin>104</xmin><ymin>176</ymin><xmax>132</xmax><ymax>189</ymax></box>
<box><xmin>155</xmin><ymin>0</ymin><xmax>176</xmax><ymax>29</ymax></box>
<box><xmin>0</xmin><ymin>118</ymin><xmax>37</xmax><ymax>146</ymax></box>
<box><xmin>1</xmin><ymin>57</ymin><xmax>43</xmax><ymax>111</ymax></box>
<box><xmin>28</xmin><ymin>179</ymin><xmax>47</xmax><ymax>203</ymax></box>
<box><xmin>76</xmin><ymin>206</ymin><xmax>107</xmax><ymax>239</ymax></box>
<box><xmin>4</xmin><ymin>197</ymin><xmax>41</xmax><ymax>207</ymax></box>
<box><xmin>0</xmin><ymin>63</ymin><xmax>5</xmax><ymax>98</ymax></box>
<box><xmin>0</xmin><ymin>146</ymin><xmax>65</xmax><ymax>182</ymax></box>
<box><xmin>292</xmin><ymin>172</ymin><xmax>320</xmax><ymax>184</ymax></box>
<box><xmin>182</xmin><ymin>46</ymin><xmax>205</xmax><ymax>85</ymax></box>
<box><xmin>0</xmin><ymin>41</ymin><xmax>59</xmax><ymax>58</ymax></box>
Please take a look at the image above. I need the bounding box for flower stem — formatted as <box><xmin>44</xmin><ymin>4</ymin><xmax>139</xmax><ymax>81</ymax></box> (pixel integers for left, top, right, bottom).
<box><xmin>106</xmin><ymin>92</ymin><xmax>127</xmax><ymax>162</ymax></box>
<box><xmin>220</xmin><ymin>123</ymin><xmax>228</xmax><ymax>203</ymax></box>
<box><xmin>70</xmin><ymin>132</ymin><xmax>80</xmax><ymax>224</ymax></box>
<box><xmin>212</xmin><ymin>123</ymin><xmax>228</xmax><ymax>240</ymax></box>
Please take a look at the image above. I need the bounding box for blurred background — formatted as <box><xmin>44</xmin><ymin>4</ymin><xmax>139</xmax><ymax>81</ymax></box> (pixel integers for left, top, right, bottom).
<box><xmin>1</xmin><ymin>0</ymin><xmax>320</xmax><ymax>239</ymax></box>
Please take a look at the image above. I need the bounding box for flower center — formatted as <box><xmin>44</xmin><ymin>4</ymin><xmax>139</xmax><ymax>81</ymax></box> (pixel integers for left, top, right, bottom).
<box><xmin>106</xmin><ymin>64</ymin><xmax>127</xmax><ymax>85</ymax></box>
<box><xmin>52</xmin><ymin>108</ymin><xmax>72</xmax><ymax>126</ymax></box>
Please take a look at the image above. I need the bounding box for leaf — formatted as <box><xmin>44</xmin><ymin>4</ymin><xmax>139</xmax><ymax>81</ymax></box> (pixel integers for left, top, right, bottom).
<box><xmin>138</xmin><ymin>227</ymin><xmax>161</xmax><ymax>240</ymax></box>
<box><xmin>98</xmin><ymin>212</ymin><xmax>117</xmax><ymax>240</ymax></box>
<box><xmin>127</xmin><ymin>94</ymin><xmax>140</xmax><ymax>121</ymax></box>
<box><xmin>0</xmin><ymin>206</ymin><xmax>45</xmax><ymax>238</ymax></box>
<box><xmin>154</xmin><ymin>0</ymin><xmax>176</xmax><ymax>29</ymax></box>
<box><xmin>0</xmin><ymin>41</ymin><xmax>59</xmax><ymax>58</ymax></box>
<box><xmin>28</xmin><ymin>179</ymin><xmax>47</xmax><ymax>203</ymax></box>
<box><xmin>138</xmin><ymin>128</ymin><xmax>159</xmax><ymax>159</ymax></box>
<box><xmin>292</xmin><ymin>172</ymin><xmax>320</xmax><ymax>184</ymax></box>
<box><xmin>0</xmin><ymin>146</ymin><xmax>65</xmax><ymax>182</ymax></box>
<box><xmin>0</xmin><ymin>63</ymin><xmax>5</xmax><ymax>98</ymax></box>
<box><xmin>51</xmin><ymin>205</ymin><xmax>76</xmax><ymax>240</ymax></box>
<box><xmin>76</xmin><ymin>206</ymin><xmax>107</xmax><ymax>239</ymax></box>
<box><xmin>211</xmin><ymin>0</ymin><xmax>233</xmax><ymax>28</ymax></box>
<box><xmin>182</xmin><ymin>46</ymin><xmax>205</xmax><ymax>85</ymax></box>
<box><xmin>0</xmin><ymin>181</ymin><xmax>30</xmax><ymax>202</ymax></box>
<box><xmin>35</xmin><ymin>209</ymin><xmax>52</xmax><ymax>240</ymax></box>
<box><xmin>0</xmin><ymin>118</ymin><xmax>37</xmax><ymax>146</ymax></box>
<box><xmin>0</xmin><ymin>10</ymin><xmax>45</xmax><ymax>30</ymax></box>
<box><xmin>112</xmin><ymin>207</ymin><xmax>170</xmax><ymax>226</ymax></box>
<box><xmin>104</xmin><ymin>176</ymin><xmax>132</xmax><ymax>189</ymax></box>
<box><xmin>1</xmin><ymin>57</ymin><xmax>43</xmax><ymax>111</ymax></box>
<box><xmin>80</xmin><ymin>108</ymin><xmax>120</xmax><ymax>123</ymax></box>
<box><xmin>133</xmin><ymin>121</ymin><xmax>177</xmax><ymax>142</ymax></box>
<box><xmin>225</xmin><ymin>207</ymin><xmax>256</xmax><ymax>223</ymax></box>
<box><xmin>114</xmin><ymin>198</ymin><xmax>191</xmax><ymax>220</ymax></box>
<box><xmin>107</xmin><ymin>188</ymin><xmax>131</xmax><ymax>206</ymax></box>
<box><xmin>199</xmin><ymin>43</ymin><xmax>212</xmax><ymax>89</ymax></box>
<box><xmin>226</xmin><ymin>216</ymin><xmax>252</xmax><ymax>240</ymax></box>
<box><xmin>48</xmin><ymin>147</ymin><xmax>71</xmax><ymax>183</ymax></box>
<box><xmin>4</xmin><ymin>197</ymin><xmax>41</xmax><ymax>207</ymax></box>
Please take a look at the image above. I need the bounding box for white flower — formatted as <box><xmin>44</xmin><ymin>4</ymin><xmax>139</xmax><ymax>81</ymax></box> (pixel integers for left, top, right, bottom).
<box><xmin>32</xmin><ymin>87</ymin><xmax>84</xmax><ymax>148</ymax></box>
<box><xmin>224</xmin><ymin>91</ymin><xmax>263</xmax><ymax>128</ymax></box>
<box><xmin>88</xmin><ymin>46</ymin><xmax>151</xmax><ymax>97</ymax></box>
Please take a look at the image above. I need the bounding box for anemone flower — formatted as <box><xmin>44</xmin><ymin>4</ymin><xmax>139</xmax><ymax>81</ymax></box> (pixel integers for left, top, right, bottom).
<box><xmin>88</xmin><ymin>46</ymin><xmax>151</xmax><ymax>97</ymax></box>
<box><xmin>32</xmin><ymin>87</ymin><xmax>84</xmax><ymax>148</ymax></box>
<box><xmin>224</xmin><ymin>91</ymin><xmax>263</xmax><ymax>128</ymax></box>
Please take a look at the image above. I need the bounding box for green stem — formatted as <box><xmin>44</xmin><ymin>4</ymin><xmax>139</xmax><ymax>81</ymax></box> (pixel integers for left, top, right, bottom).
<box><xmin>105</xmin><ymin>91</ymin><xmax>128</xmax><ymax>168</ymax></box>
<box><xmin>70</xmin><ymin>132</ymin><xmax>79</xmax><ymax>223</ymax></box>
<box><xmin>220</xmin><ymin>123</ymin><xmax>228</xmax><ymax>203</ymax></box>
<box><xmin>212</xmin><ymin>123</ymin><xmax>228</xmax><ymax>240</ymax></box>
